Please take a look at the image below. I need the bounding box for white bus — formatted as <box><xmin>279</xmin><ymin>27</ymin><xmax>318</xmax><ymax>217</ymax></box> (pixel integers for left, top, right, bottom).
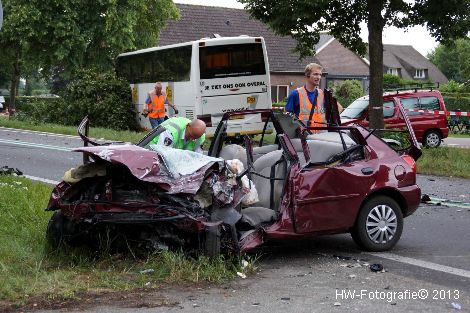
<box><xmin>116</xmin><ymin>36</ymin><xmax>272</xmax><ymax>136</ymax></box>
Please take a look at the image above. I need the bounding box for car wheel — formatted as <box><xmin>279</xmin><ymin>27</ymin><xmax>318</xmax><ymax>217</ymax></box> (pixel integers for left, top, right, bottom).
<box><xmin>46</xmin><ymin>211</ymin><xmax>80</xmax><ymax>249</ymax></box>
<box><xmin>351</xmin><ymin>196</ymin><xmax>403</xmax><ymax>252</ymax></box>
<box><xmin>203</xmin><ymin>224</ymin><xmax>221</xmax><ymax>258</ymax></box>
<box><xmin>423</xmin><ymin>130</ymin><xmax>441</xmax><ymax>148</ymax></box>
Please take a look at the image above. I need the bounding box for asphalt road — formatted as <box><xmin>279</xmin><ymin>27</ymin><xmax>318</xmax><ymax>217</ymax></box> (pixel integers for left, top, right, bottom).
<box><xmin>0</xmin><ymin>127</ymin><xmax>95</xmax><ymax>182</ymax></box>
<box><xmin>442</xmin><ymin>137</ymin><xmax>470</xmax><ymax>148</ymax></box>
<box><xmin>1</xmin><ymin>127</ymin><xmax>469</xmax><ymax>312</ymax></box>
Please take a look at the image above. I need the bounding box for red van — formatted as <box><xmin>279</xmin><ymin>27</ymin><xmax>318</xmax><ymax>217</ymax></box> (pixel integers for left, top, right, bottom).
<box><xmin>340</xmin><ymin>89</ymin><xmax>449</xmax><ymax>147</ymax></box>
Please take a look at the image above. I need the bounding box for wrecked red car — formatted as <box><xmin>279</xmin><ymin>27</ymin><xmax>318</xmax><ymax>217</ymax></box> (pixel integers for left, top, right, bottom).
<box><xmin>46</xmin><ymin>107</ymin><xmax>422</xmax><ymax>256</ymax></box>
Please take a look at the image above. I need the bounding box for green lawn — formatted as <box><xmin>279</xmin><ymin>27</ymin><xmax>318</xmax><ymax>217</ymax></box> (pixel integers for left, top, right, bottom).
<box><xmin>448</xmin><ymin>132</ymin><xmax>470</xmax><ymax>138</ymax></box>
<box><xmin>0</xmin><ymin>116</ymin><xmax>145</xmax><ymax>143</ymax></box>
<box><xmin>417</xmin><ymin>147</ymin><xmax>470</xmax><ymax>178</ymax></box>
<box><xmin>0</xmin><ymin>175</ymin><xmax>246</xmax><ymax>306</ymax></box>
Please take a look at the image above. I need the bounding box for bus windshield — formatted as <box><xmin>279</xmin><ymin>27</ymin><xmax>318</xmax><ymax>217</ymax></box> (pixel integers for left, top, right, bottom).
<box><xmin>199</xmin><ymin>43</ymin><xmax>266</xmax><ymax>79</ymax></box>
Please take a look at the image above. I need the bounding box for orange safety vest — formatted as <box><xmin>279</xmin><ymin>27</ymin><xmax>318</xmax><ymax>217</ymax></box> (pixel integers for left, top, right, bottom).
<box><xmin>297</xmin><ymin>87</ymin><xmax>325</xmax><ymax>131</ymax></box>
<box><xmin>147</xmin><ymin>94</ymin><xmax>166</xmax><ymax>119</ymax></box>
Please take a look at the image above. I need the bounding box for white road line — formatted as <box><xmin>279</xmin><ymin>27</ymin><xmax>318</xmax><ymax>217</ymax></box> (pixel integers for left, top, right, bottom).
<box><xmin>23</xmin><ymin>174</ymin><xmax>60</xmax><ymax>185</ymax></box>
<box><xmin>369</xmin><ymin>252</ymin><xmax>470</xmax><ymax>279</ymax></box>
<box><xmin>0</xmin><ymin>138</ymin><xmax>73</xmax><ymax>151</ymax></box>
<box><xmin>0</xmin><ymin>126</ymin><xmax>81</xmax><ymax>139</ymax></box>
<box><xmin>0</xmin><ymin>126</ymin><xmax>107</xmax><ymax>142</ymax></box>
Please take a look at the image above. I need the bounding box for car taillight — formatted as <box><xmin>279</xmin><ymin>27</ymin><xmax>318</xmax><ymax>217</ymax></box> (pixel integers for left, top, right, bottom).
<box><xmin>402</xmin><ymin>154</ymin><xmax>417</xmax><ymax>173</ymax></box>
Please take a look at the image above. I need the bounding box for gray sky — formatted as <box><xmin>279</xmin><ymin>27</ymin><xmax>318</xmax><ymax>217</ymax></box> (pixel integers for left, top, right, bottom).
<box><xmin>174</xmin><ymin>0</ymin><xmax>438</xmax><ymax>57</ymax></box>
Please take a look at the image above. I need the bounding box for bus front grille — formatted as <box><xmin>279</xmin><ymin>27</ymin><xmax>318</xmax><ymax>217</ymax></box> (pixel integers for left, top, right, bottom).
<box><xmin>186</xmin><ymin>110</ymin><xmax>194</xmax><ymax>120</ymax></box>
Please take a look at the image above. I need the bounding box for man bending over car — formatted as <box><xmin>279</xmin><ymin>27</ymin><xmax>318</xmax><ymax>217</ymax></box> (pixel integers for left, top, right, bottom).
<box><xmin>149</xmin><ymin>117</ymin><xmax>206</xmax><ymax>153</ymax></box>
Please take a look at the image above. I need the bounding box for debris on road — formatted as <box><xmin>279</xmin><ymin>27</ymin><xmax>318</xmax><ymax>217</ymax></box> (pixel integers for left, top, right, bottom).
<box><xmin>236</xmin><ymin>272</ymin><xmax>246</xmax><ymax>279</ymax></box>
<box><xmin>0</xmin><ymin>166</ymin><xmax>23</xmax><ymax>176</ymax></box>
<box><xmin>451</xmin><ymin>302</ymin><xmax>462</xmax><ymax>310</ymax></box>
<box><xmin>369</xmin><ymin>263</ymin><xmax>384</xmax><ymax>272</ymax></box>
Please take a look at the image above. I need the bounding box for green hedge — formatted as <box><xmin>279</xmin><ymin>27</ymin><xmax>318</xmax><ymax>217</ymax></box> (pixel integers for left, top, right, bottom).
<box><xmin>13</xmin><ymin>69</ymin><xmax>139</xmax><ymax>131</ymax></box>
<box><xmin>442</xmin><ymin>94</ymin><xmax>470</xmax><ymax>113</ymax></box>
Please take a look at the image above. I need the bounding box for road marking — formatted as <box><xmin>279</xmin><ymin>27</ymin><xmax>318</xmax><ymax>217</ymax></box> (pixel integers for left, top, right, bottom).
<box><xmin>0</xmin><ymin>126</ymin><xmax>107</xmax><ymax>142</ymax></box>
<box><xmin>23</xmin><ymin>175</ymin><xmax>60</xmax><ymax>185</ymax></box>
<box><xmin>369</xmin><ymin>252</ymin><xmax>470</xmax><ymax>279</ymax></box>
<box><xmin>424</xmin><ymin>197</ymin><xmax>470</xmax><ymax>209</ymax></box>
<box><xmin>0</xmin><ymin>126</ymin><xmax>81</xmax><ymax>139</ymax></box>
<box><xmin>0</xmin><ymin>138</ymin><xmax>73</xmax><ymax>152</ymax></box>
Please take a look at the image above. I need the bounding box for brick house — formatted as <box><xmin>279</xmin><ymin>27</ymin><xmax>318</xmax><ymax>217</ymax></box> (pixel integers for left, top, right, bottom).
<box><xmin>314</xmin><ymin>33</ymin><xmax>370</xmax><ymax>91</ymax></box>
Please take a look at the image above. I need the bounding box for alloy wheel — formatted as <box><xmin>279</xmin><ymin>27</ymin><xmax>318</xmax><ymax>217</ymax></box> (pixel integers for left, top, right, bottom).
<box><xmin>365</xmin><ymin>204</ymin><xmax>398</xmax><ymax>244</ymax></box>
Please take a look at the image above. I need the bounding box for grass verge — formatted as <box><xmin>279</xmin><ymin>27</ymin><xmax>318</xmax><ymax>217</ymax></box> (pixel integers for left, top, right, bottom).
<box><xmin>0</xmin><ymin>175</ymin><xmax>248</xmax><ymax>306</ymax></box>
<box><xmin>417</xmin><ymin>147</ymin><xmax>470</xmax><ymax>178</ymax></box>
<box><xmin>0</xmin><ymin>116</ymin><xmax>145</xmax><ymax>143</ymax></box>
<box><xmin>448</xmin><ymin>132</ymin><xmax>470</xmax><ymax>138</ymax></box>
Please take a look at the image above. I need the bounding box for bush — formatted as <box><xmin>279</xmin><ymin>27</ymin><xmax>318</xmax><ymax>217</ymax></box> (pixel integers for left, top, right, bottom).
<box><xmin>333</xmin><ymin>80</ymin><xmax>364</xmax><ymax>107</ymax></box>
<box><xmin>383</xmin><ymin>73</ymin><xmax>402</xmax><ymax>86</ymax></box>
<box><xmin>15</xmin><ymin>69</ymin><xmax>139</xmax><ymax>131</ymax></box>
<box><xmin>439</xmin><ymin>80</ymin><xmax>466</xmax><ymax>93</ymax></box>
<box><xmin>61</xmin><ymin>69</ymin><xmax>139</xmax><ymax>131</ymax></box>
<box><xmin>383</xmin><ymin>74</ymin><xmax>433</xmax><ymax>90</ymax></box>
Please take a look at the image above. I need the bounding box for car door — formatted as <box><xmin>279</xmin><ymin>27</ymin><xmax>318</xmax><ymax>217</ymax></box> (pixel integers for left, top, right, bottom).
<box><xmin>291</xmin><ymin>136</ymin><xmax>376</xmax><ymax>233</ymax></box>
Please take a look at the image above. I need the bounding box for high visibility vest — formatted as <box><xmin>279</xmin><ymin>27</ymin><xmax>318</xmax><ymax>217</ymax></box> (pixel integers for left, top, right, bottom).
<box><xmin>150</xmin><ymin>117</ymin><xmax>205</xmax><ymax>152</ymax></box>
<box><xmin>297</xmin><ymin>87</ymin><xmax>326</xmax><ymax>131</ymax></box>
<box><xmin>147</xmin><ymin>94</ymin><xmax>166</xmax><ymax>119</ymax></box>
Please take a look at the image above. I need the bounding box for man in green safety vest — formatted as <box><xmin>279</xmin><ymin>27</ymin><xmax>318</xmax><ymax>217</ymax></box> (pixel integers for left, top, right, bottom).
<box><xmin>148</xmin><ymin>117</ymin><xmax>206</xmax><ymax>153</ymax></box>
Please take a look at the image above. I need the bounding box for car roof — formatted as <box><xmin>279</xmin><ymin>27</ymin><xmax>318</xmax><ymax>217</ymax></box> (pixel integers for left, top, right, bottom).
<box><xmin>354</xmin><ymin>89</ymin><xmax>442</xmax><ymax>101</ymax></box>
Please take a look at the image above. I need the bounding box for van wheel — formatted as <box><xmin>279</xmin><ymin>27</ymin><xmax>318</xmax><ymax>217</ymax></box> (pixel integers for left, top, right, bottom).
<box><xmin>351</xmin><ymin>196</ymin><xmax>403</xmax><ymax>252</ymax></box>
<box><xmin>423</xmin><ymin>130</ymin><xmax>441</xmax><ymax>148</ymax></box>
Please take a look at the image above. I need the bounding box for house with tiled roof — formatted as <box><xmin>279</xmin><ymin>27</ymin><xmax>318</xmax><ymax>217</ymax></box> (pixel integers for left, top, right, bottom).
<box><xmin>157</xmin><ymin>4</ymin><xmax>447</xmax><ymax>101</ymax></box>
<box><xmin>159</xmin><ymin>3</ymin><xmax>320</xmax><ymax>103</ymax></box>
<box><xmin>382</xmin><ymin>45</ymin><xmax>448</xmax><ymax>84</ymax></box>
<box><xmin>314</xmin><ymin>34</ymin><xmax>370</xmax><ymax>91</ymax></box>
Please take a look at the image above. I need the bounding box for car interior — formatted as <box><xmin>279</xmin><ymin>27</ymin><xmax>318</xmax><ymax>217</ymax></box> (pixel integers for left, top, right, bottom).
<box><xmin>212</xmin><ymin>113</ymin><xmax>365</xmax><ymax>234</ymax></box>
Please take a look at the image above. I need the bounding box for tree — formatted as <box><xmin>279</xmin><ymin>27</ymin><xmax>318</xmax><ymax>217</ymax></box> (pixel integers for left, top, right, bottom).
<box><xmin>0</xmin><ymin>0</ymin><xmax>179</xmax><ymax>113</ymax></box>
<box><xmin>428</xmin><ymin>38</ymin><xmax>470</xmax><ymax>83</ymax></box>
<box><xmin>240</xmin><ymin>0</ymin><xmax>470</xmax><ymax>129</ymax></box>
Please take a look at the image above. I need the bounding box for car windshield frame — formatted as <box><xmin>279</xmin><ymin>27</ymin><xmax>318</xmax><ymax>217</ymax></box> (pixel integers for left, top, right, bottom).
<box><xmin>340</xmin><ymin>99</ymin><xmax>369</xmax><ymax>119</ymax></box>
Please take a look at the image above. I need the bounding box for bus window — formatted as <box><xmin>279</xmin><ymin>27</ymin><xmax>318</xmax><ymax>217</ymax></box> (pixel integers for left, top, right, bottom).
<box><xmin>199</xmin><ymin>43</ymin><xmax>266</xmax><ymax>79</ymax></box>
<box><xmin>117</xmin><ymin>45</ymin><xmax>191</xmax><ymax>83</ymax></box>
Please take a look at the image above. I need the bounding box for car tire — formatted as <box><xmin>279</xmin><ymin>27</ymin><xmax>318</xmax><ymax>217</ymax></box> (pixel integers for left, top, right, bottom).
<box><xmin>46</xmin><ymin>211</ymin><xmax>80</xmax><ymax>249</ymax></box>
<box><xmin>204</xmin><ymin>224</ymin><xmax>221</xmax><ymax>258</ymax></box>
<box><xmin>423</xmin><ymin>130</ymin><xmax>441</xmax><ymax>148</ymax></box>
<box><xmin>351</xmin><ymin>196</ymin><xmax>403</xmax><ymax>252</ymax></box>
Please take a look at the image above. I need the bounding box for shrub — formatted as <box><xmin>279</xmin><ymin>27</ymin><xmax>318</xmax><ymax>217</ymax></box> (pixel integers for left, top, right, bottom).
<box><xmin>333</xmin><ymin>80</ymin><xmax>364</xmax><ymax>107</ymax></box>
<box><xmin>61</xmin><ymin>69</ymin><xmax>139</xmax><ymax>131</ymax></box>
<box><xmin>383</xmin><ymin>73</ymin><xmax>402</xmax><ymax>86</ymax></box>
<box><xmin>439</xmin><ymin>80</ymin><xmax>465</xmax><ymax>93</ymax></box>
<box><xmin>15</xmin><ymin>69</ymin><xmax>139</xmax><ymax>131</ymax></box>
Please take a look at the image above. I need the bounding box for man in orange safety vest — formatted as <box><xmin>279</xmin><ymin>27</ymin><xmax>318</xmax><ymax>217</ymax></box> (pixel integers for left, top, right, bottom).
<box><xmin>285</xmin><ymin>63</ymin><xmax>343</xmax><ymax>131</ymax></box>
<box><xmin>144</xmin><ymin>82</ymin><xmax>178</xmax><ymax>129</ymax></box>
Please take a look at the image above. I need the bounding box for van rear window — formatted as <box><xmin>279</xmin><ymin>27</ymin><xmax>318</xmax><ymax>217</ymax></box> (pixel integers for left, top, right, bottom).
<box><xmin>401</xmin><ymin>98</ymin><xmax>419</xmax><ymax>116</ymax></box>
<box><xmin>420</xmin><ymin>97</ymin><xmax>440</xmax><ymax>110</ymax></box>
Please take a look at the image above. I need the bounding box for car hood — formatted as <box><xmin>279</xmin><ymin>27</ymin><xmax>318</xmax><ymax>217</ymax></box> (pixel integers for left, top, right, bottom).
<box><xmin>73</xmin><ymin>144</ymin><xmax>224</xmax><ymax>194</ymax></box>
